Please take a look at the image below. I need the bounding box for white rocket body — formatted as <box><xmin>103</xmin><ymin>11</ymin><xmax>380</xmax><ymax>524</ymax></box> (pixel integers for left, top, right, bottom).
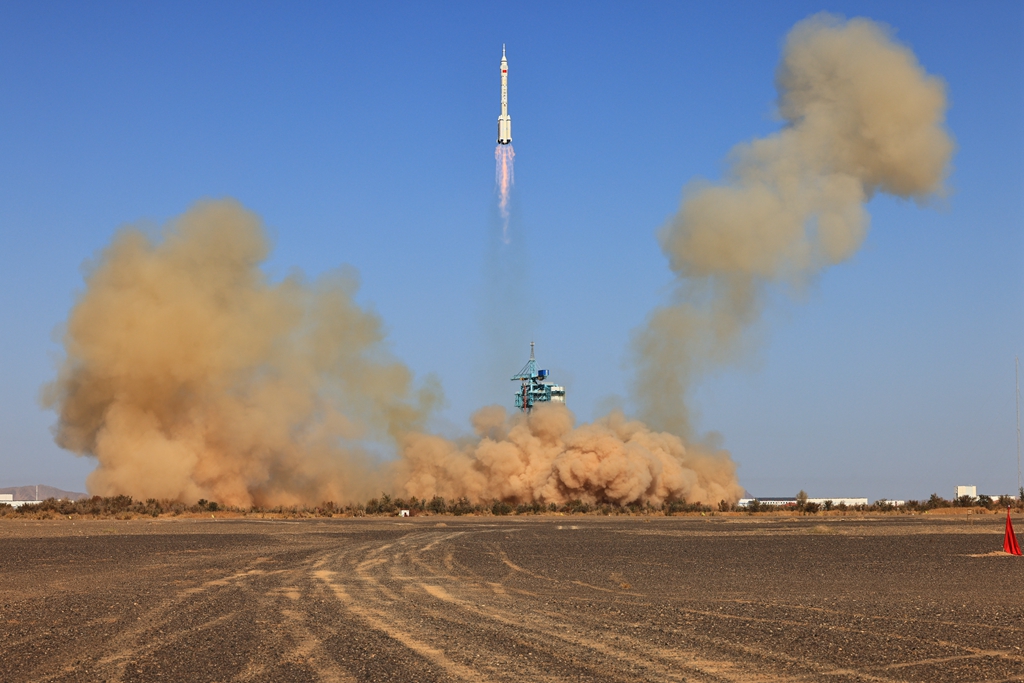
<box><xmin>497</xmin><ymin>45</ymin><xmax>511</xmax><ymax>144</ymax></box>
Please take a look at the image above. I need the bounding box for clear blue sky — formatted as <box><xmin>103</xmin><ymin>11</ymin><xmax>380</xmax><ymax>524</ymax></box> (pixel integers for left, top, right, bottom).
<box><xmin>1</xmin><ymin>1</ymin><xmax>1021</xmax><ymax>501</ymax></box>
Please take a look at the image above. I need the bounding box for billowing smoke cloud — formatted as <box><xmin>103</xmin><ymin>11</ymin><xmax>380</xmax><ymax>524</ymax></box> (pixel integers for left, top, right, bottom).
<box><xmin>633</xmin><ymin>14</ymin><xmax>953</xmax><ymax>436</ymax></box>
<box><xmin>45</xmin><ymin>200</ymin><xmax>740</xmax><ymax>507</ymax></box>
<box><xmin>400</xmin><ymin>403</ymin><xmax>742</xmax><ymax>506</ymax></box>
<box><xmin>43</xmin><ymin>200</ymin><xmax>439</xmax><ymax>507</ymax></box>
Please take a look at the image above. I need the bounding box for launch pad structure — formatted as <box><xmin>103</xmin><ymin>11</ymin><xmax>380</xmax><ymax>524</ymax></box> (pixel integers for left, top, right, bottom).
<box><xmin>512</xmin><ymin>342</ymin><xmax>565</xmax><ymax>412</ymax></box>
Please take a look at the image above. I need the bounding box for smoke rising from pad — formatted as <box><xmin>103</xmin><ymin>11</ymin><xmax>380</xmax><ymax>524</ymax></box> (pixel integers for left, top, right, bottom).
<box><xmin>633</xmin><ymin>14</ymin><xmax>953</xmax><ymax>436</ymax></box>
<box><xmin>46</xmin><ymin>200</ymin><xmax>742</xmax><ymax>507</ymax></box>
<box><xmin>43</xmin><ymin>200</ymin><xmax>439</xmax><ymax>507</ymax></box>
<box><xmin>400</xmin><ymin>403</ymin><xmax>742</xmax><ymax>506</ymax></box>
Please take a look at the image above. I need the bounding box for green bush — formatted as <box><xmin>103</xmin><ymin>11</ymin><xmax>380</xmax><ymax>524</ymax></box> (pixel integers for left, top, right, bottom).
<box><xmin>563</xmin><ymin>499</ymin><xmax>591</xmax><ymax>514</ymax></box>
<box><xmin>449</xmin><ymin>497</ymin><xmax>475</xmax><ymax>515</ymax></box>
<box><xmin>664</xmin><ymin>500</ymin><xmax>712</xmax><ymax>515</ymax></box>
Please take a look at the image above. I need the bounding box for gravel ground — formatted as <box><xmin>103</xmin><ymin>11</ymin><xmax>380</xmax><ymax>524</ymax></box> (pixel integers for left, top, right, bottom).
<box><xmin>1</xmin><ymin>514</ymin><xmax>1022</xmax><ymax>682</ymax></box>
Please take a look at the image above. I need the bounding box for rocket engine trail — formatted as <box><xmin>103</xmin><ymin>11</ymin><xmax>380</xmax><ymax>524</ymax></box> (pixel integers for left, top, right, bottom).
<box><xmin>495</xmin><ymin>144</ymin><xmax>514</xmax><ymax>242</ymax></box>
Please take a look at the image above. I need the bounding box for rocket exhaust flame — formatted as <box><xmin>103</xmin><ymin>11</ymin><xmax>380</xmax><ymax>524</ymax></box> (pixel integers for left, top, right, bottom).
<box><xmin>495</xmin><ymin>144</ymin><xmax>515</xmax><ymax>243</ymax></box>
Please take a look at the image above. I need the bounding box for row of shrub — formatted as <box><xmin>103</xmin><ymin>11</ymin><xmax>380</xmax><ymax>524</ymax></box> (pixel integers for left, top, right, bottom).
<box><xmin>4</xmin><ymin>491</ymin><xmax>1019</xmax><ymax>519</ymax></box>
<box><xmin>740</xmin><ymin>492</ymin><xmax>1024</xmax><ymax>515</ymax></box>
<box><xmin>907</xmin><ymin>493</ymin><xmax>1022</xmax><ymax>511</ymax></box>
<box><xmin>0</xmin><ymin>495</ymin><xmax>229</xmax><ymax>519</ymax></box>
<box><xmin>0</xmin><ymin>494</ymin><xmax>722</xmax><ymax>519</ymax></box>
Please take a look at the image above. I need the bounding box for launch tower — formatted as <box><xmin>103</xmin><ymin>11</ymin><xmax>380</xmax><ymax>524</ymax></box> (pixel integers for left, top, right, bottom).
<box><xmin>512</xmin><ymin>342</ymin><xmax>565</xmax><ymax>412</ymax></box>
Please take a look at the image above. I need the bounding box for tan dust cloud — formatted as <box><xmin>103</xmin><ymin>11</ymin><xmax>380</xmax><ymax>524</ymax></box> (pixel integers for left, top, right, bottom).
<box><xmin>633</xmin><ymin>14</ymin><xmax>953</xmax><ymax>436</ymax></box>
<box><xmin>45</xmin><ymin>199</ymin><xmax>743</xmax><ymax>507</ymax></box>
<box><xmin>399</xmin><ymin>403</ymin><xmax>743</xmax><ymax>506</ymax></box>
<box><xmin>43</xmin><ymin>200</ymin><xmax>438</xmax><ymax>507</ymax></box>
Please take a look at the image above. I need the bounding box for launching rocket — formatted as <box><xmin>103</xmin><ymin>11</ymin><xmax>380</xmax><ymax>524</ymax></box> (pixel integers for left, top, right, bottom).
<box><xmin>497</xmin><ymin>45</ymin><xmax>511</xmax><ymax>144</ymax></box>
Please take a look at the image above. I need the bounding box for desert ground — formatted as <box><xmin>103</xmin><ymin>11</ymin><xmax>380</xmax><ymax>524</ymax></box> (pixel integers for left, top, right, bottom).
<box><xmin>1</xmin><ymin>514</ymin><xmax>1022</xmax><ymax>682</ymax></box>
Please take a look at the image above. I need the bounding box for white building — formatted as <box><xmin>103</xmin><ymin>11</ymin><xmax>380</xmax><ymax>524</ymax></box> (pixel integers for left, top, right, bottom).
<box><xmin>736</xmin><ymin>497</ymin><xmax>869</xmax><ymax>508</ymax></box>
<box><xmin>955</xmin><ymin>485</ymin><xmax>977</xmax><ymax>500</ymax></box>
<box><xmin>808</xmin><ymin>498</ymin><xmax>870</xmax><ymax>507</ymax></box>
<box><xmin>737</xmin><ymin>498</ymin><xmax>796</xmax><ymax>507</ymax></box>
<box><xmin>0</xmin><ymin>493</ymin><xmax>44</xmax><ymax>508</ymax></box>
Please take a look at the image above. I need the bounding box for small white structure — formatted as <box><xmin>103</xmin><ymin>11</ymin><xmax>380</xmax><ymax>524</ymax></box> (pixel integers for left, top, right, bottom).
<box><xmin>399</xmin><ymin>509</ymin><xmax>410</xmax><ymax>517</ymax></box>
<box><xmin>0</xmin><ymin>494</ymin><xmax>45</xmax><ymax>508</ymax></box>
<box><xmin>955</xmin><ymin>485</ymin><xmax>977</xmax><ymax>500</ymax></box>
<box><xmin>808</xmin><ymin>498</ymin><xmax>870</xmax><ymax>507</ymax></box>
<box><xmin>737</xmin><ymin>498</ymin><xmax>796</xmax><ymax>507</ymax></box>
<box><xmin>736</xmin><ymin>497</ymin><xmax>869</xmax><ymax>508</ymax></box>
<box><xmin>874</xmin><ymin>499</ymin><xmax>906</xmax><ymax>507</ymax></box>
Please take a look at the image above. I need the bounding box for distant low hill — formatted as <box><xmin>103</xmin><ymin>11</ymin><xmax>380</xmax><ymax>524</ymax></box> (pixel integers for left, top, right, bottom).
<box><xmin>0</xmin><ymin>485</ymin><xmax>89</xmax><ymax>501</ymax></box>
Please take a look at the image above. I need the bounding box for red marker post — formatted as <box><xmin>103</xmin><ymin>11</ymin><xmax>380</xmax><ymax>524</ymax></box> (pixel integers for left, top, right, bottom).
<box><xmin>1004</xmin><ymin>507</ymin><xmax>1022</xmax><ymax>556</ymax></box>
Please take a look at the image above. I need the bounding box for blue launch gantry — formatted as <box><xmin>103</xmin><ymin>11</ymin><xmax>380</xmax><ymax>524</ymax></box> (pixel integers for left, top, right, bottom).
<box><xmin>512</xmin><ymin>342</ymin><xmax>566</xmax><ymax>412</ymax></box>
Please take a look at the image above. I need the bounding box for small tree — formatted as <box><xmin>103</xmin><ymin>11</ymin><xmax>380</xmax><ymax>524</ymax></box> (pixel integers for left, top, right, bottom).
<box><xmin>796</xmin><ymin>490</ymin><xmax>809</xmax><ymax>510</ymax></box>
<box><xmin>377</xmin><ymin>493</ymin><xmax>397</xmax><ymax>514</ymax></box>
